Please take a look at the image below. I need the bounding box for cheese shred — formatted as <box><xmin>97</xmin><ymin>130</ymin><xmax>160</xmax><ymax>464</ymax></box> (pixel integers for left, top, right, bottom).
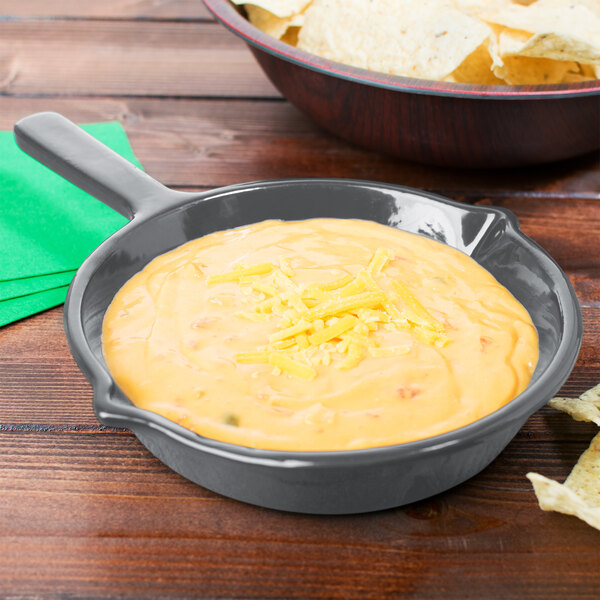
<box><xmin>268</xmin><ymin>353</ymin><xmax>316</xmax><ymax>380</ymax></box>
<box><xmin>207</xmin><ymin>262</ymin><xmax>276</xmax><ymax>284</ymax></box>
<box><xmin>309</xmin><ymin>314</ymin><xmax>358</xmax><ymax>346</ymax></box>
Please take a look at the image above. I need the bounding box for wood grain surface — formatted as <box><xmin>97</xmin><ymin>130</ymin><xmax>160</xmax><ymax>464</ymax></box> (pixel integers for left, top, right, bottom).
<box><xmin>0</xmin><ymin>0</ymin><xmax>211</xmax><ymax>19</ymax></box>
<box><xmin>0</xmin><ymin>2</ymin><xmax>599</xmax><ymax>598</ymax></box>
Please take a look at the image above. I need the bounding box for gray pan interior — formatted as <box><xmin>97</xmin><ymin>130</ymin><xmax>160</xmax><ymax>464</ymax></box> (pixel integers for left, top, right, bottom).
<box><xmin>13</xmin><ymin>112</ymin><xmax>582</xmax><ymax>514</ymax></box>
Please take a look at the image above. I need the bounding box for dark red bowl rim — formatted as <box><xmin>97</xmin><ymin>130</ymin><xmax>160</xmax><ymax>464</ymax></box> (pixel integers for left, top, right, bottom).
<box><xmin>204</xmin><ymin>0</ymin><xmax>600</xmax><ymax>99</ymax></box>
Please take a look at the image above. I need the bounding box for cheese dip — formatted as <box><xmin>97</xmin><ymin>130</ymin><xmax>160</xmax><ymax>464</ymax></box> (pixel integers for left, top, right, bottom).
<box><xmin>102</xmin><ymin>218</ymin><xmax>538</xmax><ymax>451</ymax></box>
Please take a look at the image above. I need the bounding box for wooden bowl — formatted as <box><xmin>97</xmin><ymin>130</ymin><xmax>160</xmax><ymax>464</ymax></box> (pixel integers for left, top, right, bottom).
<box><xmin>204</xmin><ymin>0</ymin><xmax>600</xmax><ymax>168</ymax></box>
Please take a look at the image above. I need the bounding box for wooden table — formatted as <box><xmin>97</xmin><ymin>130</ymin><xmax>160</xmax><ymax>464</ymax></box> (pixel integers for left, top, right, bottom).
<box><xmin>1</xmin><ymin>2</ymin><xmax>599</xmax><ymax>598</ymax></box>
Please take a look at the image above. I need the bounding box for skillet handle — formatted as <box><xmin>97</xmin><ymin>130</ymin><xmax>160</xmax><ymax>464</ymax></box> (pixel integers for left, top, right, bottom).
<box><xmin>14</xmin><ymin>111</ymin><xmax>185</xmax><ymax>220</ymax></box>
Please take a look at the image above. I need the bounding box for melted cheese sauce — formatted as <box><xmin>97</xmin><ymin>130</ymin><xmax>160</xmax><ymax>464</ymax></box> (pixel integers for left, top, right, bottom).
<box><xmin>102</xmin><ymin>218</ymin><xmax>538</xmax><ymax>451</ymax></box>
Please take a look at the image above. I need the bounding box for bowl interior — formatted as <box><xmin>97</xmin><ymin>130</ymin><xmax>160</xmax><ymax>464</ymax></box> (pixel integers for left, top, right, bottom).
<box><xmin>72</xmin><ymin>180</ymin><xmax>574</xmax><ymax>426</ymax></box>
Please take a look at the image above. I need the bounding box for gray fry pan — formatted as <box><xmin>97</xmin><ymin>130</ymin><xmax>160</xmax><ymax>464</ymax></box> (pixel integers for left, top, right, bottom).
<box><xmin>13</xmin><ymin>112</ymin><xmax>582</xmax><ymax>514</ymax></box>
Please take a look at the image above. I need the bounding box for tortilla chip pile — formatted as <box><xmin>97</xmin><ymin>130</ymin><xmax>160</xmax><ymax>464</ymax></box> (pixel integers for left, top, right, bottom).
<box><xmin>527</xmin><ymin>383</ymin><xmax>600</xmax><ymax>531</ymax></box>
<box><xmin>232</xmin><ymin>0</ymin><xmax>600</xmax><ymax>84</ymax></box>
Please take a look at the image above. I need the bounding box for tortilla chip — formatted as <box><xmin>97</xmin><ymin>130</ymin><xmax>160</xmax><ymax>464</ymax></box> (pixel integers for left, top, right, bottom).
<box><xmin>246</xmin><ymin>5</ymin><xmax>305</xmax><ymax>39</ymax></box>
<box><xmin>231</xmin><ymin>0</ymin><xmax>312</xmax><ymax>18</ymax></box>
<box><xmin>494</xmin><ymin>53</ymin><xmax>576</xmax><ymax>84</ymax></box>
<box><xmin>564</xmin><ymin>431</ymin><xmax>600</xmax><ymax>507</ymax></box>
<box><xmin>490</xmin><ymin>27</ymin><xmax>578</xmax><ymax>82</ymax></box>
<box><xmin>512</xmin><ymin>31</ymin><xmax>600</xmax><ymax>64</ymax></box>
<box><xmin>280</xmin><ymin>26</ymin><xmax>301</xmax><ymax>47</ymax></box>
<box><xmin>527</xmin><ymin>431</ymin><xmax>600</xmax><ymax>530</ymax></box>
<box><xmin>529</xmin><ymin>383</ymin><xmax>600</xmax><ymax>530</ymax></box>
<box><xmin>451</xmin><ymin>0</ymin><xmax>499</xmax><ymax>17</ymax></box>
<box><xmin>447</xmin><ymin>42</ymin><xmax>505</xmax><ymax>84</ymax></box>
<box><xmin>297</xmin><ymin>0</ymin><xmax>491</xmax><ymax>81</ymax></box>
<box><xmin>485</xmin><ymin>22</ymin><xmax>505</xmax><ymax>69</ymax></box>
<box><xmin>549</xmin><ymin>383</ymin><xmax>600</xmax><ymax>426</ymax></box>
<box><xmin>481</xmin><ymin>0</ymin><xmax>600</xmax><ymax>64</ymax></box>
<box><xmin>527</xmin><ymin>473</ymin><xmax>600</xmax><ymax>529</ymax></box>
<box><xmin>580</xmin><ymin>63</ymin><xmax>599</xmax><ymax>78</ymax></box>
<box><xmin>547</xmin><ymin>0</ymin><xmax>600</xmax><ymax>20</ymax></box>
<box><xmin>560</xmin><ymin>65</ymin><xmax>596</xmax><ymax>82</ymax></box>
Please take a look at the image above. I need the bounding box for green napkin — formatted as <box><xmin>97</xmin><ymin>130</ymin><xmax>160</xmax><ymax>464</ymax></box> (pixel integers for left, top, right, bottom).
<box><xmin>0</xmin><ymin>270</ymin><xmax>75</xmax><ymax>301</ymax></box>
<box><xmin>0</xmin><ymin>121</ymin><xmax>141</xmax><ymax>327</ymax></box>
<box><xmin>0</xmin><ymin>122</ymin><xmax>137</xmax><ymax>281</ymax></box>
<box><xmin>0</xmin><ymin>285</ymin><xmax>70</xmax><ymax>328</ymax></box>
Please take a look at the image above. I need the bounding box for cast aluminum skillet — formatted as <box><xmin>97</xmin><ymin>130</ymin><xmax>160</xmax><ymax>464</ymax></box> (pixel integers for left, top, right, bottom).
<box><xmin>14</xmin><ymin>112</ymin><xmax>582</xmax><ymax>514</ymax></box>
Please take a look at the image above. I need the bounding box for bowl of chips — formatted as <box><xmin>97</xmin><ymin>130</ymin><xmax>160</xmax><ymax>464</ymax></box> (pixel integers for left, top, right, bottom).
<box><xmin>204</xmin><ymin>0</ymin><xmax>600</xmax><ymax>167</ymax></box>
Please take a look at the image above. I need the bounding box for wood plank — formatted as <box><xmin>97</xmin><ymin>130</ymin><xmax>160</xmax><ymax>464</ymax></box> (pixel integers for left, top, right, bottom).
<box><xmin>0</xmin><ymin>305</ymin><xmax>599</xmax><ymax>432</ymax></box>
<box><xmin>0</xmin><ymin>0</ymin><xmax>211</xmax><ymax>20</ymax></box>
<box><xmin>0</xmin><ymin>432</ymin><xmax>595</xmax><ymax>537</ymax></box>
<box><xmin>1</xmin><ymin>97</ymin><xmax>598</xmax><ymax>195</ymax></box>
<box><xmin>2</xmin><ymin>536</ymin><xmax>596</xmax><ymax>599</ymax></box>
<box><xmin>0</xmin><ymin>431</ymin><xmax>599</xmax><ymax>599</ymax></box>
<box><xmin>473</xmin><ymin>196</ymin><xmax>600</xmax><ymax>297</ymax></box>
<box><xmin>0</xmin><ymin>21</ymin><xmax>278</xmax><ymax>97</ymax></box>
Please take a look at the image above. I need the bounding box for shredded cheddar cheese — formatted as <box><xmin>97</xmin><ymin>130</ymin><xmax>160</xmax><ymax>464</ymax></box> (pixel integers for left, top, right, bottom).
<box><xmin>268</xmin><ymin>352</ymin><xmax>316</xmax><ymax>380</ymax></box>
<box><xmin>279</xmin><ymin>257</ymin><xmax>295</xmax><ymax>277</ymax></box>
<box><xmin>210</xmin><ymin>248</ymin><xmax>449</xmax><ymax>378</ymax></box>
<box><xmin>269</xmin><ymin>319</ymin><xmax>312</xmax><ymax>343</ymax></box>
<box><xmin>206</xmin><ymin>262</ymin><xmax>276</xmax><ymax>284</ymax></box>
<box><xmin>392</xmin><ymin>280</ymin><xmax>444</xmax><ymax>332</ymax></box>
<box><xmin>309</xmin><ymin>314</ymin><xmax>358</xmax><ymax>346</ymax></box>
<box><xmin>309</xmin><ymin>274</ymin><xmax>353</xmax><ymax>292</ymax></box>
<box><xmin>367</xmin><ymin>247</ymin><xmax>394</xmax><ymax>275</ymax></box>
<box><xmin>340</xmin><ymin>341</ymin><xmax>365</xmax><ymax>370</ymax></box>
